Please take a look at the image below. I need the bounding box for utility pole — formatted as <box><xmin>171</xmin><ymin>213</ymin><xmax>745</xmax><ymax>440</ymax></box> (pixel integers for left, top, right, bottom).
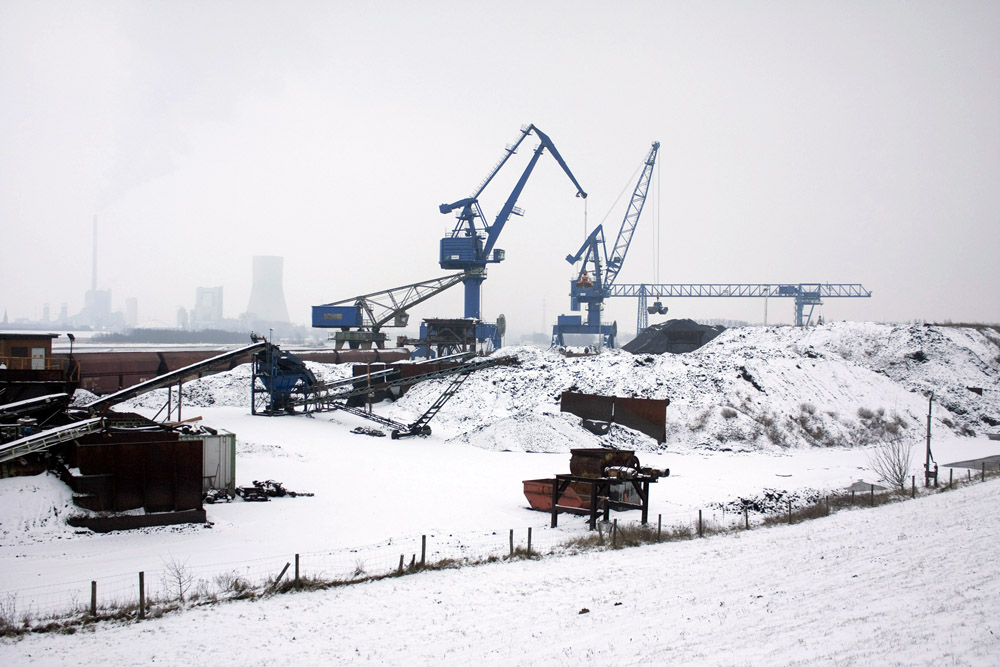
<box><xmin>925</xmin><ymin>392</ymin><xmax>938</xmax><ymax>487</ymax></box>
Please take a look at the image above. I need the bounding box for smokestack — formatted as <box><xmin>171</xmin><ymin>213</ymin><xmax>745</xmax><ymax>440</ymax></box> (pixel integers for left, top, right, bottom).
<box><xmin>92</xmin><ymin>215</ymin><xmax>98</xmax><ymax>293</ymax></box>
<box><xmin>245</xmin><ymin>256</ymin><xmax>290</xmax><ymax>323</ymax></box>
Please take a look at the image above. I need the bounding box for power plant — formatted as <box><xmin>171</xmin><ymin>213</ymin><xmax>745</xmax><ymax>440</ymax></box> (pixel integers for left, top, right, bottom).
<box><xmin>245</xmin><ymin>255</ymin><xmax>290</xmax><ymax>325</ymax></box>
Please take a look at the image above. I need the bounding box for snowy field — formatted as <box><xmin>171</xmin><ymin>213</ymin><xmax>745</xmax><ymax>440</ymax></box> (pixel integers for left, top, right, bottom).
<box><xmin>1</xmin><ymin>322</ymin><xmax>999</xmax><ymax>664</ymax></box>
<box><xmin>3</xmin><ymin>474</ymin><xmax>999</xmax><ymax>666</ymax></box>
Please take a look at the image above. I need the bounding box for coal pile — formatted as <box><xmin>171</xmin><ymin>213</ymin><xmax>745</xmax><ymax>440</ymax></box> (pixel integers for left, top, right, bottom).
<box><xmin>623</xmin><ymin>319</ymin><xmax>725</xmax><ymax>354</ymax></box>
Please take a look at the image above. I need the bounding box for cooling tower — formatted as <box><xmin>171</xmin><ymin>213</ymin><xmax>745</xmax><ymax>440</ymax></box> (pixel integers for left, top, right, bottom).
<box><xmin>245</xmin><ymin>256</ymin><xmax>290</xmax><ymax>323</ymax></box>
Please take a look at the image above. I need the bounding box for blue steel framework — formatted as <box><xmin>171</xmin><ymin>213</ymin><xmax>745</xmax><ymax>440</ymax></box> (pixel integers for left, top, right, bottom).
<box><xmin>439</xmin><ymin>124</ymin><xmax>587</xmax><ymax>321</ymax></box>
<box><xmin>552</xmin><ymin>141</ymin><xmax>659</xmax><ymax>348</ymax></box>
<box><xmin>608</xmin><ymin>282</ymin><xmax>874</xmax><ymax>332</ymax></box>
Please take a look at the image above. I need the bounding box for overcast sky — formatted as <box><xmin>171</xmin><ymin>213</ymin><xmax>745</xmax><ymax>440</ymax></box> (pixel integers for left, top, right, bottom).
<box><xmin>2</xmin><ymin>0</ymin><xmax>998</xmax><ymax>337</ymax></box>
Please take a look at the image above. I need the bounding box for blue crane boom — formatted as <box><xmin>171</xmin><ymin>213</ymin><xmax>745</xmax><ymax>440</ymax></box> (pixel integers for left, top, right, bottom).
<box><xmin>552</xmin><ymin>141</ymin><xmax>660</xmax><ymax>348</ymax></box>
<box><xmin>439</xmin><ymin>124</ymin><xmax>587</xmax><ymax>320</ymax></box>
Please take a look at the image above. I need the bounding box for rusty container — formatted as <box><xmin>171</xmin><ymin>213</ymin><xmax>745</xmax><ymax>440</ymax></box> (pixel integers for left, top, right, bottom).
<box><xmin>569</xmin><ymin>448</ymin><xmax>639</xmax><ymax>478</ymax></box>
<box><xmin>523</xmin><ymin>478</ymin><xmax>595</xmax><ymax>512</ymax></box>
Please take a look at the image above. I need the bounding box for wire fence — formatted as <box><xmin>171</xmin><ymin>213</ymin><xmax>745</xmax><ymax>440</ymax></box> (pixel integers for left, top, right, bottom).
<box><xmin>2</xmin><ymin>465</ymin><xmax>998</xmax><ymax>633</ymax></box>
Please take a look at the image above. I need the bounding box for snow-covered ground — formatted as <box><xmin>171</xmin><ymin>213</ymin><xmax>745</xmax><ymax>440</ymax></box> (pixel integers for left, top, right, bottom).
<box><xmin>1</xmin><ymin>322</ymin><xmax>998</xmax><ymax>663</ymax></box>
<box><xmin>4</xmin><ymin>473</ymin><xmax>999</xmax><ymax>666</ymax></box>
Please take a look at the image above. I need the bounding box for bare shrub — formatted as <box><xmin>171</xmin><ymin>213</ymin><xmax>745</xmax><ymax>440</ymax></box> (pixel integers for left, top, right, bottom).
<box><xmin>161</xmin><ymin>556</ymin><xmax>195</xmax><ymax>603</ymax></box>
<box><xmin>214</xmin><ymin>571</ymin><xmax>252</xmax><ymax>596</ymax></box>
<box><xmin>754</xmin><ymin>411</ymin><xmax>787</xmax><ymax>446</ymax></box>
<box><xmin>867</xmin><ymin>435</ymin><xmax>914</xmax><ymax>492</ymax></box>
<box><xmin>790</xmin><ymin>403</ymin><xmax>839</xmax><ymax>446</ymax></box>
<box><xmin>854</xmin><ymin>407</ymin><xmax>909</xmax><ymax>445</ymax></box>
<box><xmin>0</xmin><ymin>594</ymin><xmax>20</xmax><ymax>636</ymax></box>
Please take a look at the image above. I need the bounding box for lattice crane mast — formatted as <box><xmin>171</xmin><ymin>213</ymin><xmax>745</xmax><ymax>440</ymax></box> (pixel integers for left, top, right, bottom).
<box><xmin>552</xmin><ymin>141</ymin><xmax>660</xmax><ymax>348</ymax></box>
<box><xmin>312</xmin><ymin>273</ymin><xmax>467</xmax><ymax>349</ymax></box>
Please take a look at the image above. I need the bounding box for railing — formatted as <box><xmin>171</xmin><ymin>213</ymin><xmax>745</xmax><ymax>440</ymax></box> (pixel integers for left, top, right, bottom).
<box><xmin>0</xmin><ymin>356</ymin><xmax>70</xmax><ymax>372</ymax></box>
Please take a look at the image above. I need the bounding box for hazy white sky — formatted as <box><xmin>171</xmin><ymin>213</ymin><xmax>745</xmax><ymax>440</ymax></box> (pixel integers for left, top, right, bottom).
<box><xmin>2</xmin><ymin>0</ymin><xmax>998</xmax><ymax>335</ymax></box>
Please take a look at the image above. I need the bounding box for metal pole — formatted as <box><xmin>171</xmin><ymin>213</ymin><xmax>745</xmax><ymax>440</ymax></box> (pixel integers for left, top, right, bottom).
<box><xmin>925</xmin><ymin>393</ymin><xmax>933</xmax><ymax>487</ymax></box>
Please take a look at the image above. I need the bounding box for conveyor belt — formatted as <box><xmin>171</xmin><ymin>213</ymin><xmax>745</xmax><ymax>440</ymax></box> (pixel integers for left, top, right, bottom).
<box><xmin>83</xmin><ymin>341</ymin><xmax>267</xmax><ymax>413</ymax></box>
<box><xmin>0</xmin><ymin>417</ymin><xmax>103</xmax><ymax>465</ymax></box>
<box><xmin>0</xmin><ymin>393</ymin><xmax>70</xmax><ymax>420</ymax></box>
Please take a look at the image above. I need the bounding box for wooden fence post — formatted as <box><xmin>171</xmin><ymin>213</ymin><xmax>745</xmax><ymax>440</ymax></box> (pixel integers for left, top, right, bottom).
<box><xmin>982</xmin><ymin>462</ymin><xmax>986</xmax><ymax>482</ymax></box>
<box><xmin>657</xmin><ymin>514</ymin><xmax>662</xmax><ymax>542</ymax></box>
<box><xmin>612</xmin><ymin>519</ymin><xmax>618</xmax><ymax>548</ymax></box>
<box><xmin>527</xmin><ymin>527</ymin><xmax>532</xmax><ymax>556</ymax></box>
<box><xmin>911</xmin><ymin>475</ymin><xmax>916</xmax><ymax>498</ymax></box>
<box><xmin>870</xmin><ymin>484</ymin><xmax>874</xmax><ymax>506</ymax></box>
<box><xmin>398</xmin><ymin>555</ymin><xmax>404</xmax><ymax>575</ymax></box>
<box><xmin>509</xmin><ymin>529</ymin><xmax>514</xmax><ymax>557</ymax></box>
<box><xmin>949</xmin><ymin>468</ymin><xmax>953</xmax><ymax>488</ymax></box>
<box><xmin>139</xmin><ymin>572</ymin><xmax>145</xmax><ymax>620</ymax></box>
<box><xmin>274</xmin><ymin>562</ymin><xmax>291</xmax><ymax>586</ymax></box>
<box><xmin>788</xmin><ymin>500</ymin><xmax>792</xmax><ymax>525</ymax></box>
<box><xmin>421</xmin><ymin>535</ymin><xmax>426</xmax><ymax>567</ymax></box>
<box><xmin>698</xmin><ymin>510</ymin><xmax>703</xmax><ymax>538</ymax></box>
<box><xmin>295</xmin><ymin>554</ymin><xmax>300</xmax><ymax>587</ymax></box>
<box><xmin>91</xmin><ymin>581</ymin><xmax>97</xmax><ymax>617</ymax></box>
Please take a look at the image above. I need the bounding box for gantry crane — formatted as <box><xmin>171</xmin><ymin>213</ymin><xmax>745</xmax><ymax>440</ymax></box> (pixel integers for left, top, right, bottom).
<box><xmin>612</xmin><ymin>282</ymin><xmax>873</xmax><ymax>331</ymax></box>
<box><xmin>552</xmin><ymin>141</ymin><xmax>660</xmax><ymax>348</ymax></box>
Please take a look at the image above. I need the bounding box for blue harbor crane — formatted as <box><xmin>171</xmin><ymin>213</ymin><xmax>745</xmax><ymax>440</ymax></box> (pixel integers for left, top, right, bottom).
<box><xmin>439</xmin><ymin>124</ymin><xmax>588</xmax><ymax>325</ymax></box>
<box><xmin>313</xmin><ymin>124</ymin><xmax>586</xmax><ymax>356</ymax></box>
<box><xmin>552</xmin><ymin>141</ymin><xmax>660</xmax><ymax>348</ymax></box>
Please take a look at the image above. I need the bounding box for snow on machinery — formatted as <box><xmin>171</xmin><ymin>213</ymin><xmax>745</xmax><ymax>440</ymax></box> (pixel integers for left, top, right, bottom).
<box><xmin>250</xmin><ymin>341</ymin><xmax>519</xmax><ymax>438</ymax></box>
<box><xmin>312</xmin><ymin>124</ymin><xmax>587</xmax><ymax>357</ymax></box>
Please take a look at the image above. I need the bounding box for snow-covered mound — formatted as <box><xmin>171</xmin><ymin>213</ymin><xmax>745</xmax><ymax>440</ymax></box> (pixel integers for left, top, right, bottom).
<box><xmin>114</xmin><ymin>323</ymin><xmax>1000</xmax><ymax>453</ymax></box>
<box><xmin>0</xmin><ymin>472</ymin><xmax>83</xmax><ymax>544</ymax></box>
<box><xmin>389</xmin><ymin>322</ymin><xmax>1000</xmax><ymax>452</ymax></box>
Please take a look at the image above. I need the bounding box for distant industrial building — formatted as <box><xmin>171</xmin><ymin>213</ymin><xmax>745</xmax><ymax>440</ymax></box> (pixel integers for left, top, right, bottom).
<box><xmin>245</xmin><ymin>255</ymin><xmax>290</xmax><ymax>325</ymax></box>
<box><xmin>192</xmin><ymin>286</ymin><xmax>224</xmax><ymax>330</ymax></box>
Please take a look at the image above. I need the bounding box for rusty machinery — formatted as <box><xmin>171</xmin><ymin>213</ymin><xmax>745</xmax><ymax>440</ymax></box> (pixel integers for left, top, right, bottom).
<box><xmin>524</xmin><ymin>448</ymin><xmax>669</xmax><ymax>530</ymax></box>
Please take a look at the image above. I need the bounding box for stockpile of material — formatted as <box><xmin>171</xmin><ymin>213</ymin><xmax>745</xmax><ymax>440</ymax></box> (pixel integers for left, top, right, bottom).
<box><xmin>623</xmin><ymin>319</ymin><xmax>725</xmax><ymax>354</ymax></box>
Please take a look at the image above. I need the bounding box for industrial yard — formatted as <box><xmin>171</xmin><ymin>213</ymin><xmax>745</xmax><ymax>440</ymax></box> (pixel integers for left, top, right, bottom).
<box><xmin>3</xmin><ymin>1</ymin><xmax>1000</xmax><ymax>665</ymax></box>
<box><xmin>2</xmin><ymin>321</ymin><xmax>1000</xmax><ymax>664</ymax></box>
